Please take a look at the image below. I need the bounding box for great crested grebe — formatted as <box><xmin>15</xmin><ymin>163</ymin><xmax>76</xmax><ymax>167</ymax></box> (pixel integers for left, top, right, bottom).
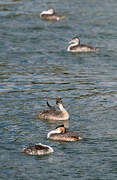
<box><xmin>38</xmin><ymin>98</ymin><xmax>69</xmax><ymax>121</ymax></box>
<box><xmin>67</xmin><ymin>37</ymin><xmax>98</xmax><ymax>52</ymax></box>
<box><xmin>22</xmin><ymin>143</ymin><xmax>54</xmax><ymax>156</ymax></box>
<box><xmin>40</xmin><ymin>8</ymin><xmax>66</xmax><ymax>21</ymax></box>
<box><xmin>47</xmin><ymin>125</ymin><xmax>83</xmax><ymax>141</ymax></box>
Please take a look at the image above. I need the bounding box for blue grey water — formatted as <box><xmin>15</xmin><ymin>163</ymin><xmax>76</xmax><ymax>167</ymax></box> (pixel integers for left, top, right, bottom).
<box><xmin>0</xmin><ymin>0</ymin><xmax>117</xmax><ymax>179</ymax></box>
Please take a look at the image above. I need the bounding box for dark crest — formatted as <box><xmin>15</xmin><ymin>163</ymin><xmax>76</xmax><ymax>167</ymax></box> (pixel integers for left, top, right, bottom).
<box><xmin>56</xmin><ymin>98</ymin><xmax>62</xmax><ymax>105</ymax></box>
<box><xmin>56</xmin><ymin>124</ymin><xmax>64</xmax><ymax>129</ymax></box>
<box><xmin>73</xmin><ymin>36</ymin><xmax>79</xmax><ymax>39</ymax></box>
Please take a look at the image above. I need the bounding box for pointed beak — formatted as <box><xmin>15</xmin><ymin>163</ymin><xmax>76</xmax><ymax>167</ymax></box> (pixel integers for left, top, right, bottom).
<box><xmin>68</xmin><ymin>40</ymin><xmax>73</xmax><ymax>44</ymax></box>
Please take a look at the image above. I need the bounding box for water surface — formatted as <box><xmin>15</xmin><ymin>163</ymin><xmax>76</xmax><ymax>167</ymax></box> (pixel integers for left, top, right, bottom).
<box><xmin>0</xmin><ymin>0</ymin><xmax>117</xmax><ymax>179</ymax></box>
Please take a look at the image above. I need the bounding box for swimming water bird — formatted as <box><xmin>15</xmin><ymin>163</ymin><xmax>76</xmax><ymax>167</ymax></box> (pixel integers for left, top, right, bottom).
<box><xmin>38</xmin><ymin>98</ymin><xmax>69</xmax><ymax>121</ymax></box>
<box><xmin>40</xmin><ymin>8</ymin><xmax>66</xmax><ymax>21</ymax></box>
<box><xmin>67</xmin><ymin>37</ymin><xmax>98</xmax><ymax>52</ymax></box>
<box><xmin>22</xmin><ymin>143</ymin><xmax>54</xmax><ymax>156</ymax></box>
<box><xmin>47</xmin><ymin>124</ymin><xmax>83</xmax><ymax>141</ymax></box>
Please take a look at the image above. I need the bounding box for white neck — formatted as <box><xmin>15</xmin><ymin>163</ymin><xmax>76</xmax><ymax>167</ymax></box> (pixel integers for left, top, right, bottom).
<box><xmin>58</xmin><ymin>104</ymin><xmax>67</xmax><ymax>113</ymax></box>
<box><xmin>58</xmin><ymin>104</ymin><xmax>69</xmax><ymax>119</ymax></box>
<box><xmin>67</xmin><ymin>41</ymin><xmax>78</xmax><ymax>51</ymax></box>
<box><xmin>47</xmin><ymin>129</ymin><xmax>60</xmax><ymax>138</ymax></box>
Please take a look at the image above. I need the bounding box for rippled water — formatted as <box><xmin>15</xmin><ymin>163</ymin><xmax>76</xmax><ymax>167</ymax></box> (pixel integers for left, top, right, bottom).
<box><xmin>0</xmin><ymin>0</ymin><xmax>117</xmax><ymax>179</ymax></box>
